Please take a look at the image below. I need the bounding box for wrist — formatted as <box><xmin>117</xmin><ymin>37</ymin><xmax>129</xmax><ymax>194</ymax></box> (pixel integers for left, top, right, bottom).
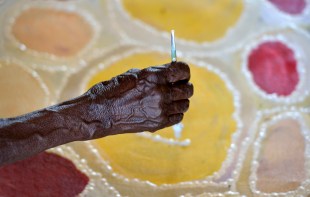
<box><xmin>64</xmin><ymin>92</ymin><xmax>113</xmax><ymax>140</ymax></box>
<box><xmin>49</xmin><ymin>93</ymin><xmax>93</xmax><ymax>141</ymax></box>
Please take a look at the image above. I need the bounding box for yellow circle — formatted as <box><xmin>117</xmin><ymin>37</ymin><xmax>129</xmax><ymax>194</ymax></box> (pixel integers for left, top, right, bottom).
<box><xmin>122</xmin><ymin>0</ymin><xmax>244</xmax><ymax>42</ymax></box>
<box><xmin>87</xmin><ymin>52</ymin><xmax>237</xmax><ymax>184</ymax></box>
<box><xmin>0</xmin><ymin>61</ymin><xmax>49</xmax><ymax>118</ymax></box>
<box><xmin>12</xmin><ymin>8</ymin><xmax>93</xmax><ymax>57</ymax></box>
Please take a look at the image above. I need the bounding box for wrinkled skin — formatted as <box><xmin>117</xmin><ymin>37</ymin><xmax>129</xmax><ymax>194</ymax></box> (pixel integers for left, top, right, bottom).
<box><xmin>0</xmin><ymin>61</ymin><xmax>193</xmax><ymax>166</ymax></box>
<box><xmin>84</xmin><ymin>61</ymin><xmax>193</xmax><ymax>138</ymax></box>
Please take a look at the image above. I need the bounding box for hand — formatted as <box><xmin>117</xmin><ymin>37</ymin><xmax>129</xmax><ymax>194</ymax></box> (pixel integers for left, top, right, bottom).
<box><xmin>83</xmin><ymin>61</ymin><xmax>193</xmax><ymax>139</ymax></box>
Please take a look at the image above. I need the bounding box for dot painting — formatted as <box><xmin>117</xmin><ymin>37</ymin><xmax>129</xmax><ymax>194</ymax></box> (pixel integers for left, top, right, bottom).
<box><xmin>0</xmin><ymin>0</ymin><xmax>309</xmax><ymax>196</ymax></box>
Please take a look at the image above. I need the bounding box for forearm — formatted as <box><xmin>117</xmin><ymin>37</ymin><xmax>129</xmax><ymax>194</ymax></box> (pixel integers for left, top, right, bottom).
<box><xmin>0</xmin><ymin>93</ymin><xmax>102</xmax><ymax>166</ymax></box>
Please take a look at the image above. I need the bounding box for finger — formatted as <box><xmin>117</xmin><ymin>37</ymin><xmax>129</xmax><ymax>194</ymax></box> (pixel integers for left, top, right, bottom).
<box><xmin>140</xmin><ymin>64</ymin><xmax>169</xmax><ymax>84</ymax></box>
<box><xmin>140</xmin><ymin>61</ymin><xmax>190</xmax><ymax>84</ymax></box>
<box><xmin>166</xmin><ymin>100</ymin><xmax>190</xmax><ymax>115</ymax></box>
<box><xmin>166</xmin><ymin>61</ymin><xmax>190</xmax><ymax>83</ymax></box>
<box><xmin>170</xmin><ymin>82</ymin><xmax>193</xmax><ymax>101</ymax></box>
<box><xmin>109</xmin><ymin>70</ymin><xmax>140</xmax><ymax>94</ymax></box>
<box><xmin>168</xmin><ymin>113</ymin><xmax>184</xmax><ymax>125</ymax></box>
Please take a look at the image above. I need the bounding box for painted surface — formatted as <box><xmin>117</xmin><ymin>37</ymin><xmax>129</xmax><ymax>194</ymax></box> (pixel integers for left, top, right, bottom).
<box><xmin>122</xmin><ymin>0</ymin><xmax>244</xmax><ymax>42</ymax></box>
<box><xmin>268</xmin><ymin>0</ymin><xmax>306</xmax><ymax>15</ymax></box>
<box><xmin>12</xmin><ymin>8</ymin><xmax>93</xmax><ymax>57</ymax></box>
<box><xmin>256</xmin><ymin>119</ymin><xmax>306</xmax><ymax>193</ymax></box>
<box><xmin>247</xmin><ymin>41</ymin><xmax>299</xmax><ymax>96</ymax></box>
<box><xmin>0</xmin><ymin>61</ymin><xmax>48</xmax><ymax>118</ymax></box>
<box><xmin>0</xmin><ymin>152</ymin><xmax>89</xmax><ymax>196</ymax></box>
<box><xmin>87</xmin><ymin>52</ymin><xmax>237</xmax><ymax>184</ymax></box>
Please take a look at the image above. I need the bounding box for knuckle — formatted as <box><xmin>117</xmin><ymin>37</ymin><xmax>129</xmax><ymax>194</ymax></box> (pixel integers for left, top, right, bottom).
<box><xmin>178</xmin><ymin>100</ymin><xmax>189</xmax><ymax>112</ymax></box>
<box><xmin>88</xmin><ymin>81</ymin><xmax>109</xmax><ymax>96</ymax></box>
<box><xmin>145</xmin><ymin>72</ymin><xmax>158</xmax><ymax>83</ymax></box>
<box><xmin>170</xmin><ymin>113</ymin><xmax>184</xmax><ymax>123</ymax></box>
<box><xmin>187</xmin><ymin>83</ymin><xmax>194</xmax><ymax>97</ymax></box>
<box><xmin>177</xmin><ymin>61</ymin><xmax>190</xmax><ymax>73</ymax></box>
<box><xmin>184</xmin><ymin>100</ymin><xmax>190</xmax><ymax>110</ymax></box>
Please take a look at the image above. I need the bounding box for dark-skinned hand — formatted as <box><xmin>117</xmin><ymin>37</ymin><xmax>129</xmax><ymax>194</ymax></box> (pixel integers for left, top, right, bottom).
<box><xmin>80</xmin><ymin>61</ymin><xmax>193</xmax><ymax>139</ymax></box>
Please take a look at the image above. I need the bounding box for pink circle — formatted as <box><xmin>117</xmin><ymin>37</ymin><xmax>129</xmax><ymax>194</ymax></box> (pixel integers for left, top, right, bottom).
<box><xmin>268</xmin><ymin>0</ymin><xmax>306</xmax><ymax>15</ymax></box>
<box><xmin>248</xmin><ymin>41</ymin><xmax>299</xmax><ymax>96</ymax></box>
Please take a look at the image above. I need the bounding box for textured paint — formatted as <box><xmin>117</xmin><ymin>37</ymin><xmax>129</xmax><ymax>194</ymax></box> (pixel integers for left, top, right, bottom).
<box><xmin>12</xmin><ymin>8</ymin><xmax>93</xmax><ymax>57</ymax></box>
<box><xmin>248</xmin><ymin>41</ymin><xmax>299</xmax><ymax>96</ymax></box>
<box><xmin>256</xmin><ymin>119</ymin><xmax>306</xmax><ymax>193</ymax></box>
<box><xmin>268</xmin><ymin>0</ymin><xmax>306</xmax><ymax>15</ymax></box>
<box><xmin>0</xmin><ymin>152</ymin><xmax>89</xmax><ymax>196</ymax></box>
<box><xmin>122</xmin><ymin>0</ymin><xmax>244</xmax><ymax>42</ymax></box>
<box><xmin>0</xmin><ymin>61</ymin><xmax>47</xmax><ymax>118</ymax></box>
<box><xmin>87</xmin><ymin>52</ymin><xmax>237</xmax><ymax>184</ymax></box>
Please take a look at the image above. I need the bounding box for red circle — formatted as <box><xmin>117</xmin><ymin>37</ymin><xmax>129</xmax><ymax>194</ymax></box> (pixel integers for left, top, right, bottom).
<box><xmin>248</xmin><ymin>41</ymin><xmax>299</xmax><ymax>96</ymax></box>
<box><xmin>0</xmin><ymin>152</ymin><xmax>89</xmax><ymax>196</ymax></box>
